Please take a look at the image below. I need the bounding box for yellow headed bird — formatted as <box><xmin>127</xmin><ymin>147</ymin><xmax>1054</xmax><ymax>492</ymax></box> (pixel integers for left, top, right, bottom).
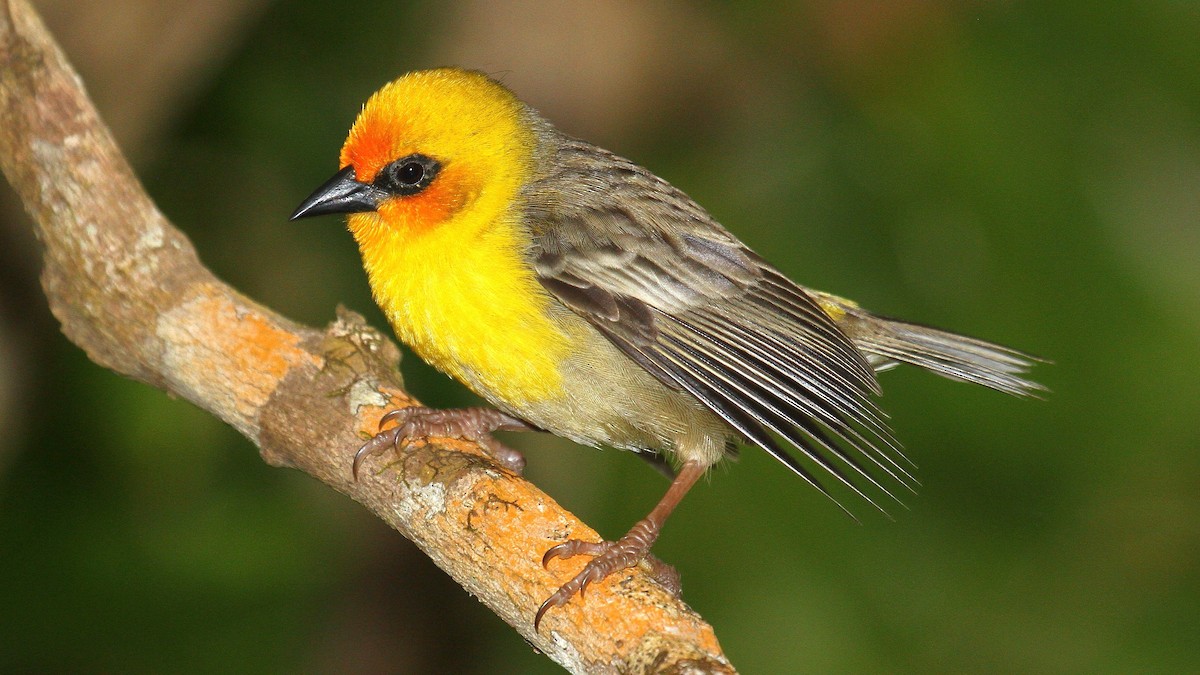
<box><xmin>292</xmin><ymin>68</ymin><xmax>1043</xmax><ymax>629</ymax></box>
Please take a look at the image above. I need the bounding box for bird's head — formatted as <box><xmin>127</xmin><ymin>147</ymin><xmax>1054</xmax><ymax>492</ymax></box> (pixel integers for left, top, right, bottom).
<box><xmin>291</xmin><ymin>68</ymin><xmax>538</xmax><ymax>240</ymax></box>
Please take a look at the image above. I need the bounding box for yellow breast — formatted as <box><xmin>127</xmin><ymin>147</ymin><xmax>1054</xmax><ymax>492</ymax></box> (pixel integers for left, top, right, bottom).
<box><xmin>350</xmin><ymin>208</ymin><xmax>572</xmax><ymax>408</ymax></box>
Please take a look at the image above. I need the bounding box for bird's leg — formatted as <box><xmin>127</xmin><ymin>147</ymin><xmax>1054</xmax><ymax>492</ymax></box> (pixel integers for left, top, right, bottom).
<box><xmin>535</xmin><ymin>459</ymin><xmax>705</xmax><ymax>631</ymax></box>
<box><xmin>353</xmin><ymin>406</ymin><xmax>532</xmax><ymax>478</ymax></box>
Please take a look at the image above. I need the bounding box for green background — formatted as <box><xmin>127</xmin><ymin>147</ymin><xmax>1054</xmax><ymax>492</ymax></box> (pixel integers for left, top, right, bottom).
<box><xmin>2</xmin><ymin>1</ymin><xmax>1197</xmax><ymax>672</ymax></box>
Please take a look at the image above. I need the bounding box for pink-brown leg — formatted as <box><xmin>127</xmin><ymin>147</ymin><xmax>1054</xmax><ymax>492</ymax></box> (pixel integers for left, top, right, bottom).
<box><xmin>353</xmin><ymin>406</ymin><xmax>531</xmax><ymax>478</ymax></box>
<box><xmin>535</xmin><ymin>460</ymin><xmax>705</xmax><ymax>631</ymax></box>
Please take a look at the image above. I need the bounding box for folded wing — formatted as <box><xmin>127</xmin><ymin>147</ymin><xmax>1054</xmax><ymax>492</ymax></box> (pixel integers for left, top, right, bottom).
<box><xmin>527</xmin><ymin>140</ymin><xmax>916</xmax><ymax>517</ymax></box>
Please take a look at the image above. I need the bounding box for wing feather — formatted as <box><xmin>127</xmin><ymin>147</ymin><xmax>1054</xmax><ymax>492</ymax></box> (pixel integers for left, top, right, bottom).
<box><xmin>654</xmin><ymin>322</ymin><xmax>903</xmax><ymax>512</ymax></box>
<box><xmin>526</xmin><ymin>137</ymin><xmax>911</xmax><ymax>515</ymax></box>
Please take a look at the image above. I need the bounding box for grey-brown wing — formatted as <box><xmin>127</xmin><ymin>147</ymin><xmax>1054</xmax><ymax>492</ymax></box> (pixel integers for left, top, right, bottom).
<box><xmin>526</xmin><ymin>140</ymin><xmax>915</xmax><ymax>515</ymax></box>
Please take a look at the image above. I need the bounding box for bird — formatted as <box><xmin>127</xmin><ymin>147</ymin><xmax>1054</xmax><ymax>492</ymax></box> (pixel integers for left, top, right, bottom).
<box><xmin>291</xmin><ymin>67</ymin><xmax>1044</xmax><ymax>631</ymax></box>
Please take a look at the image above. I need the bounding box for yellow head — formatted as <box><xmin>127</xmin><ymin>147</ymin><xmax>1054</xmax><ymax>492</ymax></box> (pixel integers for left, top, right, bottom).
<box><xmin>292</xmin><ymin>68</ymin><xmax>538</xmax><ymax>242</ymax></box>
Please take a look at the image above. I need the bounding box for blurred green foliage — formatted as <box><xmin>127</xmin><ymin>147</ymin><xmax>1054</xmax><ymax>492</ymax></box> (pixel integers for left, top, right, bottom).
<box><xmin>2</xmin><ymin>1</ymin><xmax>1198</xmax><ymax>672</ymax></box>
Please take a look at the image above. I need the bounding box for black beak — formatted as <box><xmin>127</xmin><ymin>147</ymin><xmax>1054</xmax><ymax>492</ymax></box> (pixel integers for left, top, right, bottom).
<box><xmin>290</xmin><ymin>166</ymin><xmax>386</xmax><ymax>220</ymax></box>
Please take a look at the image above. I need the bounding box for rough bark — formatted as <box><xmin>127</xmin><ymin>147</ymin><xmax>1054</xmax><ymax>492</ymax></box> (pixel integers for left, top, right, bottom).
<box><xmin>0</xmin><ymin>0</ymin><xmax>734</xmax><ymax>672</ymax></box>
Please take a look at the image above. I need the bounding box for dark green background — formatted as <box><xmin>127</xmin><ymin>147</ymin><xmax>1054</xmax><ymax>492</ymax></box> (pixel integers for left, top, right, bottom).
<box><xmin>3</xmin><ymin>1</ymin><xmax>1197</xmax><ymax>672</ymax></box>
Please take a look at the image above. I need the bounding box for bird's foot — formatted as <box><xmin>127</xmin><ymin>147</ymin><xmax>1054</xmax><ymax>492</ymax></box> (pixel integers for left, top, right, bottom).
<box><xmin>353</xmin><ymin>406</ymin><xmax>529</xmax><ymax>478</ymax></box>
<box><xmin>534</xmin><ymin>517</ymin><xmax>680</xmax><ymax>631</ymax></box>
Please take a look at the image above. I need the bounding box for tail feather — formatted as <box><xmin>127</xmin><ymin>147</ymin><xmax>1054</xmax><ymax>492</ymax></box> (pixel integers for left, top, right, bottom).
<box><xmin>807</xmin><ymin>290</ymin><xmax>1047</xmax><ymax>398</ymax></box>
<box><xmin>853</xmin><ymin>316</ymin><xmax>1046</xmax><ymax>397</ymax></box>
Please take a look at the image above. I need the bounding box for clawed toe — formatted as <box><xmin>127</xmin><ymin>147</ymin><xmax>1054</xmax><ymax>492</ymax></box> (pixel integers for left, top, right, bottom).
<box><xmin>534</xmin><ymin>588</ymin><xmax>569</xmax><ymax>632</ymax></box>
<box><xmin>378</xmin><ymin>408</ymin><xmax>412</xmax><ymax>430</ymax></box>
<box><xmin>534</xmin><ymin>521</ymin><xmax>668</xmax><ymax>632</ymax></box>
<box><xmin>534</xmin><ymin>555</ymin><xmax>613</xmax><ymax>632</ymax></box>
<box><xmin>350</xmin><ymin>406</ymin><xmax>530</xmax><ymax>479</ymax></box>
<box><xmin>352</xmin><ymin>426</ymin><xmax>404</xmax><ymax>479</ymax></box>
<box><xmin>541</xmin><ymin>539</ymin><xmax>609</xmax><ymax>568</ymax></box>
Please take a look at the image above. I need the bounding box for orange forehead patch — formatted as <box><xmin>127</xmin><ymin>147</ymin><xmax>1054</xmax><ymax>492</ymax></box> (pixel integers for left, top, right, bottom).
<box><xmin>338</xmin><ymin>107</ymin><xmax>475</xmax><ymax>232</ymax></box>
<box><xmin>339</xmin><ymin>112</ymin><xmax>408</xmax><ymax>184</ymax></box>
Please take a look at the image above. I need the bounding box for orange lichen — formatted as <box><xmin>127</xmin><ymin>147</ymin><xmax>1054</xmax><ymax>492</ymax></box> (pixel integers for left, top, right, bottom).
<box><xmin>157</xmin><ymin>284</ymin><xmax>322</xmax><ymax>426</ymax></box>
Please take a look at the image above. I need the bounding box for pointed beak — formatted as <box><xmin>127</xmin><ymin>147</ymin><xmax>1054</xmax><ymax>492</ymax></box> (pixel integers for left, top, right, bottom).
<box><xmin>290</xmin><ymin>166</ymin><xmax>387</xmax><ymax>220</ymax></box>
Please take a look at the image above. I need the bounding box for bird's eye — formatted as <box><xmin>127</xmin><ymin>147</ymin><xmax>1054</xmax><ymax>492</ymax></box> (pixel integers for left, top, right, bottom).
<box><xmin>398</xmin><ymin>161</ymin><xmax>424</xmax><ymax>185</ymax></box>
<box><xmin>375</xmin><ymin>153</ymin><xmax>440</xmax><ymax>196</ymax></box>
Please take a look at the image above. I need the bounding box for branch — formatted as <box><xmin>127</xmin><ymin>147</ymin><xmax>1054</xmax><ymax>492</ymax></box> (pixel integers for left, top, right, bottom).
<box><xmin>0</xmin><ymin>1</ymin><xmax>734</xmax><ymax>672</ymax></box>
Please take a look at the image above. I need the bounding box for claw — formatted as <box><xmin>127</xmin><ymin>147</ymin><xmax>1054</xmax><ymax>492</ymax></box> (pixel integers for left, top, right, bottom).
<box><xmin>352</xmin><ymin>444</ymin><xmax>369</xmax><ymax>480</ymax></box>
<box><xmin>533</xmin><ymin>532</ymin><xmax>650</xmax><ymax>633</ymax></box>
<box><xmin>352</xmin><ymin>426</ymin><xmax>401</xmax><ymax>480</ymax></box>
<box><xmin>533</xmin><ymin>596</ymin><xmax>557</xmax><ymax>632</ymax></box>
<box><xmin>541</xmin><ymin>542</ymin><xmax>570</xmax><ymax>568</ymax></box>
<box><xmin>541</xmin><ymin>539</ymin><xmax>608</xmax><ymax>569</ymax></box>
<box><xmin>350</xmin><ymin>406</ymin><xmax>531</xmax><ymax>480</ymax></box>
<box><xmin>378</xmin><ymin>408</ymin><xmax>409</xmax><ymax>430</ymax></box>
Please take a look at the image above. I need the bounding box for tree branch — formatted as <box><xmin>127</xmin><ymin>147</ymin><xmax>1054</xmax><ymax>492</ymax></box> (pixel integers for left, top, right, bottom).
<box><xmin>0</xmin><ymin>0</ymin><xmax>734</xmax><ymax>672</ymax></box>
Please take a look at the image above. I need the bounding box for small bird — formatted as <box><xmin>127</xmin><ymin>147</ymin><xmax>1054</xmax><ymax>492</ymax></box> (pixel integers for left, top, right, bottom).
<box><xmin>292</xmin><ymin>68</ymin><xmax>1043</xmax><ymax>630</ymax></box>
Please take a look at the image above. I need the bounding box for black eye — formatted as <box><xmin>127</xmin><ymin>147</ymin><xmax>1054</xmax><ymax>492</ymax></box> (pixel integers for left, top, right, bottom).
<box><xmin>375</xmin><ymin>153</ymin><xmax>440</xmax><ymax>196</ymax></box>
<box><xmin>397</xmin><ymin>161</ymin><xmax>424</xmax><ymax>185</ymax></box>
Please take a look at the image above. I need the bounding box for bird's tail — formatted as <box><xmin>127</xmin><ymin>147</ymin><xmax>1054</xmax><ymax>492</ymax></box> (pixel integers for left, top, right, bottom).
<box><xmin>806</xmin><ymin>290</ymin><xmax>1047</xmax><ymax>398</ymax></box>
